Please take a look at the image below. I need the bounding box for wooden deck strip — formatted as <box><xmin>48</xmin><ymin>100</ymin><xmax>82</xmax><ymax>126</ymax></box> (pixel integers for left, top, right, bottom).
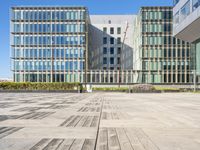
<box><xmin>29</xmin><ymin>139</ymin><xmax>52</xmax><ymax>150</ymax></box>
<box><xmin>56</xmin><ymin>139</ymin><xmax>74</xmax><ymax>150</ymax></box>
<box><xmin>0</xmin><ymin>127</ymin><xmax>22</xmax><ymax>139</ymax></box>
<box><xmin>60</xmin><ymin>116</ymin><xmax>75</xmax><ymax>126</ymax></box>
<box><xmin>96</xmin><ymin>128</ymin><xmax>108</xmax><ymax>150</ymax></box>
<box><xmin>69</xmin><ymin>139</ymin><xmax>85</xmax><ymax>150</ymax></box>
<box><xmin>107</xmin><ymin>128</ymin><xmax>121</xmax><ymax>150</ymax></box>
<box><xmin>66</xmin><ymin>116</ymin><xmax>82</xmax><ymax>127</ymax></box>
<box><xmin>42</xmin><ymin>139</ymin><xmax>64</xmax><ymax>150</ymax></box>
<box><xmin>116</xmin><ymin>128</ymin><xmax>133</xmax><ymax>150</ymax></box>
<box><xmin>82</xmin><ymin>139</ymin><xmax>96</xmax><ymax>150</ymax></box>
<box><xmin>83</xmin><ymin>116</ymin><xmax>94</xmax><ymax>127</ymax></box>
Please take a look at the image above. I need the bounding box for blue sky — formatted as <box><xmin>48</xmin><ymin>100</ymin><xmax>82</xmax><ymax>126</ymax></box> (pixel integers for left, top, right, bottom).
<box><xmin>0</xmin><ymin>0</ymin><xmax>172</xmax><ymax>78</ymax></box>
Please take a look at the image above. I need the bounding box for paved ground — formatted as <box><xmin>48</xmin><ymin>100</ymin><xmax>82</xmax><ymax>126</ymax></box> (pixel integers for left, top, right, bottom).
<box><xmin>0</xmin><ymin>93</ymin><xmax>200</xmax><ymax>150</ymax></box>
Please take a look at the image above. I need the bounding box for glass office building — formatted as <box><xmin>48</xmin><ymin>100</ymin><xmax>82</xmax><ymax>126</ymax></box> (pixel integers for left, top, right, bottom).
<box><xmin>11</xmin><ymin>6</ymin><xmax>89</xmax><ymax>82</ymax></box>
<box><xmin>173</xmin><ymin>0</ymin><xmax>200</xmax><ymax>82</ymax></box>
<box><xmin>133</xmin><ymin>7</ymin><xmax>191</xmax><ymax>83</ymax></box>
<box><xmin>11</xmin><ymin>6</ymin><xmax>193</xmax><ymax>84</ymax></box>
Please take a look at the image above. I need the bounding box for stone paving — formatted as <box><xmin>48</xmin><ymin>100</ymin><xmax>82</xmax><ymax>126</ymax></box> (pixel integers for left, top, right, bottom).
<box><xmin>0</xmin><ymin>92</ymin><xmax>200</xmax><ymax>150</ymax></box>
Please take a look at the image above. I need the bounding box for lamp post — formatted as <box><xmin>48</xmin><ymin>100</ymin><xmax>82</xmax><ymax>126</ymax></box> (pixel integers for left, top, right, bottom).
<box><xmin>192</xmin><ymin>70</ymin><xmax>197</xmax><ymax>92</ymax></box>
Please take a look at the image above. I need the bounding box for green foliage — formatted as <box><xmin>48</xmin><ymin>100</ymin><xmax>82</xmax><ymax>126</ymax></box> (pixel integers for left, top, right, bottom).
<box><xmin>154</xmin><ymin>86</ymin><xmax>180</xmax><ymax>91</ymax></box>
<box><xmin>0</xmin><ymin>82</ymin><xmax>82</xmax><ymax>91</ymax></box>
<box><xmin>131</xmin><ymin>84</ymin><xmax>156</xmax><ymax>92</ymax></box>
<box><xmin>93</xmin><ymin>87</ymin><xmax>128</xmax><ymax>91</ymax></box>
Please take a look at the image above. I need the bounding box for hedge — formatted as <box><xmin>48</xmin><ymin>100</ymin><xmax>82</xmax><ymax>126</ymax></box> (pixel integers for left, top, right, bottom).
<box><xmin>0</xmin><ymin>82</ymin><xmax>82</xmax><ymax>91</ymax></box>
<box><xmin>93</xmin><ymin>87</ymin><xmax>128</xmax><ymax>91</ymax></box>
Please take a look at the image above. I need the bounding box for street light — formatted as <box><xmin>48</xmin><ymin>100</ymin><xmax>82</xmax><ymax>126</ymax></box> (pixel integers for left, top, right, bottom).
<box><xmin>192</xmin><ymin>70</ymin><xmax>197</xmax><ymax>92</ymax></box>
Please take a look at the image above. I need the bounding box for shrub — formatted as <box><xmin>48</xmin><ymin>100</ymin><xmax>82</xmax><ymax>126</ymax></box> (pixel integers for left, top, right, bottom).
<box><xmin>93</xmin><ymin>87</ymin><xmax>128</xmax><ymax>91</ymax></box>
<box><xmin>131</xmin><ymin>84</ymin><xmax>156</xmax><ymax>92</ymax></box>
<box><xmin>0</xmin><ymin>82</ymin><xmax>82</xmax><ymax>91</ymax></box>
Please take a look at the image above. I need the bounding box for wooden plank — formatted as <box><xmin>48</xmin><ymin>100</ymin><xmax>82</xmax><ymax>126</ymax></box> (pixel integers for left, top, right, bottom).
<box><xmin>124</xmin><ymin>128</ymin><xmax>146</xmax><ymax>150</ymax></box>
<box><xmin>111</xmin><ymin>112</ymin><xmax>119</xmax><ymax>119</ymax></box>
<box><xmin>56</xmin><ymin>139</ymin><xmax>74</xmax><ymax>150</ymax></box>
<box><xmin>60</xmin><ymin>115</ymin><xmax>75</xmax><ymax>126</ymax></box>
<box><xmin>0</xmin><ymin>127</ymin><xmax>22</xmax><ymax>139</ymax></box>
<box><xmin>91</xmin><ymin>116</ymin><xmax>99</xmax><ymax>127</ymax></box>
<box><xmin>107</xmin><ymin>128</ymin><xmax>121</xmax><ymax>150</ymax></box>
<box><xmin>116</xmin><ymin>128</ymin><xmax>133</xmax><ymax>150</ymax></box>
<box><xmin>106</xmin><ymin>113</ymin><xmax>112</xmax><ymax>120</ymax></box>
<box><xmin>43</xmin><ymin>139</ymin><xmax>64</xmax><ymax>150</ymax></box>
<box><xmin>29</xmin><ymin>139</ymin><xmax>52</xmax><ymax>150</ymax></box>
<box><xmin>134</xmin><ymin>129</ymin><xmax>159</xmax><ymax>150</ymax></box>
<box><xmin>76</xmin><ymin>116</ymin><xmax>88</xmax><ymax>127</ymax></box>
<box><xmin>96</xmin><ymin>128</ymin><xmax>108</xmax><ymax>150</ymax></box>
<box><xmin>0</xmin><ymin>127</ymin><xmax>14</xmax><ymax>134</ymax></box>
<box><xmin>67</xmin><ymin>116</ymin><xmax>82</xmax><ymax>127</ymax></box>
<box><xmin>81</xmin><ymin>139</ymin><xmax>95</xmax><ymax>150</ymax></box>
<box><xmin>69</xmin><ymin>139</ymin><xmax>85</xmax><ymax>150</ymax></box>
<box><xmin>101</xmin><ymin>112</ymin><xmax>106</xmax><ymax>120</ymax></box>
<box><xmin>83</xmin><ymin>116</ymin><xmax>94</xmax><ymax>127</ymax></box>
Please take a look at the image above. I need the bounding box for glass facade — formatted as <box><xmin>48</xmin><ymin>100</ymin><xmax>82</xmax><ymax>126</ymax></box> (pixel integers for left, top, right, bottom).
<box><xmin>136</xmin><ymin>7</ymin><xmax>191</xmax><ymax>83</ymax></box>
<box><xmin>192</xmin><ymin>39</ymin><xmax>200</xmax><ymax>76</ymax></box>
<box><xmin>193</xmin><ymin>0</ymin><xmax>200</xmax><ymax>10</ymax></box>
<box><xmin>174</xmin><ymin>0</ymin><xmax>200</xmax><ymax>26</ymax></box>
<box><xmin>174</xmin><ymin>0</ymin><xmax>180</xmax><ymax>6</ymax></box>
<box><xmin>11</xmin><ymin>7</ymin><xmax>88</xmax><ymax>82</ymax></box>
<box><xmin>180</xmin><ymin>1</ymin><xmax>191</xmax><ymax>20</ymax></box>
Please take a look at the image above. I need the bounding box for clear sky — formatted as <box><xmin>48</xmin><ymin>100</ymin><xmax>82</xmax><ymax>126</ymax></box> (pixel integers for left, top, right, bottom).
<box><xmin>0</xmin><ymin>0</ymin><xmax>172</xmax><ymax>78</ymax></box>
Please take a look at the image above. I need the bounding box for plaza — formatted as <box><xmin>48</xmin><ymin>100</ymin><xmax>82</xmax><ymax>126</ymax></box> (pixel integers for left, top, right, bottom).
<box><xmin>0</xmin><ymin>92</ymin><xmax>200</xmax><ymax>149</ymax></box>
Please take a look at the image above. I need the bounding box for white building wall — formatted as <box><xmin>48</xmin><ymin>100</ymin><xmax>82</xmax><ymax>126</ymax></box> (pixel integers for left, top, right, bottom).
<box><xmin>89</xmin><ymin>15</ymin><xmax>136</xmax><ymax>70</ymax></box>
<box><xmin>173</xmin><ymin>0</ymin><xmax>200</xmax><ymax>42</ymax></box>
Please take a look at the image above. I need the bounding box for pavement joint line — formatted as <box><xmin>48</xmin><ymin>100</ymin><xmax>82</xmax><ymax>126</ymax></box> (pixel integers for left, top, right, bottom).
<box><xmin>94</xmin><ymin>96</ymin><xmax>104</xmax><ymax>150</ymax></box>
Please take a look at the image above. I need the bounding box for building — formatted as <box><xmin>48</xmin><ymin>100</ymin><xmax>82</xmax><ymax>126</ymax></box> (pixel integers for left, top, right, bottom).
<box><xmin>0</xmin><ymin>78</ymin><xmax>13</xmax><ymax>82</ymax></box>
<box><xmin>133</xmin><ymin>7</ymin><xmax>191</xmax><ymax>84</ymax></box>
<box><xmin>89</xmin><ymin>15</ymin><xmax>135</xmax><ymax>70</ymax></box>
<box><xmin>11</xmin><ymin>6</ymin><xmax>89</xmax><ymax>82</ymax></box>
<box><xmin>11</xmin><ymin>6</ymin><xmax>193</xmax><ymax>85</ymax></box>
<box><xmin>173</xmin><ymin>0</ymin><xmax>200</xmax><ymax>82</ymax></box>
<box><xmin>86</xmin><ymin>15</ymin><xmax>136</xmax><ymax>84</ymax></box>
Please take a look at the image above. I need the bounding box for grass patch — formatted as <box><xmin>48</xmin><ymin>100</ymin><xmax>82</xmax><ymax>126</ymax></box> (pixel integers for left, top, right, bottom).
<box><xmin>154</xmin><ymin>86</ymin><xmax>180</xmax><ymax>91</ymax></box>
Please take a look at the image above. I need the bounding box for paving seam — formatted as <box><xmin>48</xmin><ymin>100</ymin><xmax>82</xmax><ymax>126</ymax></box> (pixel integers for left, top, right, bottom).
<box><xmin>94</xmin><ymin>95</ymin><xmax>104</xmax><ymax>150</ymax></box>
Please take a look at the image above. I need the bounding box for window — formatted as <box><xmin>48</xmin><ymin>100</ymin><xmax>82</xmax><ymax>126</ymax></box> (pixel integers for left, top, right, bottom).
<box><xmin>103</xmin><ymin>57</ymin><xmax>107</xmax><ymax>64</ymax></box>
<box><xmin>117</xmin><ymin>47</ymin><xmax>121</xmax><ymax>54</ymax></box>
<box><xmin>193</xmin><ymin>0</ymin><xmax>200</xmax><ymax>11</ymax></box>
<box><xmin>110</xmin><ymin>37</ymin><xmax>114</xmax><ymax>44</ymax></box>
<box><xmin>110</xmin><ymin>27</ymin><xmax>114</xmax><ymax>34</ymax></box>
<box><xmin>164</xmin><ymin>24</ymin><xmax>171</xmax><ymax>32</ymax></box>
<box><xmin>110</xmin><ymin>57</ymin><xmax>114</xmax><ymax>64</ymax></box>
<box><xmin>181</xmin><ymin>1</ymin><xmax>190</xmax><ymax>21</ymax></box>
<box><xmin>103</xmin><ymin>47</ymin><xmax>107</xmax><ymax>54</ymax></box>
<box><xmin>117</xmin><ymin>37</ymin><xmax>121</xmax><ymax>44</ymax></box>
<box><xmin>103</xmin><ymin>37</ymin><xmax>107</xmax><ymax>44</ymax></box>
<box><xmin>174</xmin><ymin>0</ymin><xmax>180</xmax><ymax>6</ymax></box>
<box><xmin>103</xmin><ymin>27</ymin><xmax>107</xmax><ymax>33</ymax></box>
<box><xmin>14</xmin><ymin>11</ymin><xmax>21</xmax><ymax>20</ymax></box>
<box><xmin>117</xmin><ymin>27</ymin><xmax>121</xmax><ymax>34</ymax></box>
<box><xmin>117</xmin><ymin>57</ymin><xmax>120</xmax><ymax>64</ymax></box>
<box><xmin>174</xmin><ymin>12</ymin><xmax>179</xmax><ymax>26</ymax></box>
<box><xmin>110</xmin><ymin>47</ymin><xmax>114</xmax><ymax>54</ymax></box>
<box><xmin>14</xmin><ymin>24</ymin><xmax>20</xmax><ymax>32</ymax></box>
